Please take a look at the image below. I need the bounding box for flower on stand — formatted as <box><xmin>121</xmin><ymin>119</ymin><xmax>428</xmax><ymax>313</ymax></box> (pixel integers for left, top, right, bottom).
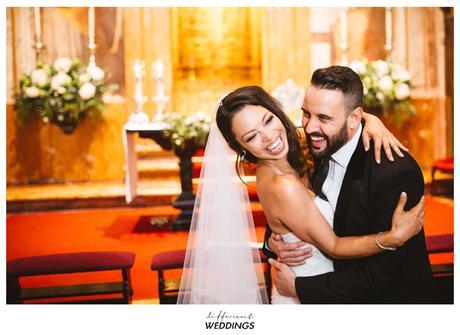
<box><xmin>31</xmin><ymin>68</ymin><xmax>49</xmax><ymax>87</ymax></box>
<box><xmin>349</xmin><ymin>59</ymin><xmax>416</xmax><ymax>126</ymax></box>
<box><xmin>24</xmin><ymin>86</ymin><xmax>40</xmax><ymax>98</ymax></box>
<box><xmin>14</xmin><ymin>57</ymin><xmax>117</xmax><ymax>133</ymax></box>
<box><xmin>54</xmin><ymin>57</ymin><xmax>72</xmax><ymax>72</ymax></box>
<box><xmin>79</xmin><ymin>82</ymin><xmax>97</xmax><ymax>100</ymax></box>
<box><xmin>161</xmin><ymin>111</ymin><xmax>213</xmax><ymax>152</ymax></box>
<box><xmin>272</xmin><ymin>79</ymin><xmax>304</xmax><ymax>127</ymax></box>
<box><xmin>87</xmin><ymin>64</ymin><xmax>105</xmax><ymax>81</ymax></box>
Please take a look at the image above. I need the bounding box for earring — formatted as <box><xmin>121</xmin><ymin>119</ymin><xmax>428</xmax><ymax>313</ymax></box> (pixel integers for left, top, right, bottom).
<box><xmin>241</xmin><ymin>150</ymin><xmax>247</xmax><ymax>160</ymax></box>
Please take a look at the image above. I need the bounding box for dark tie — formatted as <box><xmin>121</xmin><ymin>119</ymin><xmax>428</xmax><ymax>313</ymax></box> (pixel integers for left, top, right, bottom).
<box><xmin>312</xmin><ymin>158</ymin><xmax>329</xmax><ymax>201</ymax></box>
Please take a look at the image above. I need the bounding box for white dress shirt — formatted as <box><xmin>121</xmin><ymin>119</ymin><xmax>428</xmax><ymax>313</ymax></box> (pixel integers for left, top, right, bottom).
<box><xmin>322</xmin><ymin>123</ymin><xmax>362</xmax><ymax>211</ymax></box>
<box><xmin>263</xmin><ymin>124</ymin><xmax>362</xmax><ymax>253</ymax></box>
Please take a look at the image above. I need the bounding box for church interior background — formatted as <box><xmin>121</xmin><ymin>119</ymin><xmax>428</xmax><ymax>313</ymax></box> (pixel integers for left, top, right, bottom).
<box><xmin>5</xmin><ymin>7</ymin><xmax>454</xmax><ymax>304</ymax></box>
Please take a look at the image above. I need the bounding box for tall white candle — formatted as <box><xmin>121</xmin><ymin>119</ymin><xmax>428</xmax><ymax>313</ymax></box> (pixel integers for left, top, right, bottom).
<box><xmin>385</xmin><ymin>7</ymin><xmax>392</xmax><ymax>51</ymax></box>
<box><xmin>155</xmin><ymin>60</ymin><xmax>164</xmax><ymax>80</ymax></box>
<box><xmin>88</xmin><ymin>7</ymin><xmax>95</xmax><ymax>41</ymax></box>
<box><xmin>157</xmin><ymin>81</ymin><xmax>164</xmax><ymax>98</ymax></box>
<box><xmin>154</xmin><ymin>60</ymin><xmax>165</xmax><ymax>97</ymax></box>
<box><xmin>34</xmin><ymin>7</ymin><xmax>41</xmax><ymax>40</ymax></box>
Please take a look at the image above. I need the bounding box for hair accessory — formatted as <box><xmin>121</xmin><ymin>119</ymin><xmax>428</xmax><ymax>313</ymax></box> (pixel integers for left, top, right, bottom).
<box><xmin>215</xmin><ymin>92</ymin><xmax>231</xmax><ymax>113</ymax></box>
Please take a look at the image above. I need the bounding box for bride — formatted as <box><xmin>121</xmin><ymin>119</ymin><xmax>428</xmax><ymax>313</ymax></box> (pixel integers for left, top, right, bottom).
<box><xmin>177</xmin><ymin>85</ymin><xmax>424</xmax><ymax>304</ymax></box>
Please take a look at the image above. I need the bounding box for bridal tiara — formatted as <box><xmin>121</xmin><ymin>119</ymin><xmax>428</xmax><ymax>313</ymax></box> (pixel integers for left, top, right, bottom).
<box><xmin>215</xmin><ymin>91</ymin><xmax>231</xmax><ymax>112</ymax></box>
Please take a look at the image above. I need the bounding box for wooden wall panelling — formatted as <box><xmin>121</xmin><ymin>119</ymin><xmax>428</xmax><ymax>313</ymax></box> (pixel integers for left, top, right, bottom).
<box><xmin>5</xmin><ymin>7</ymin><xmax>449</xmax><ymax>184</ymax></box>
<box><xmin>11</xmin><ymin>8</ymin><xmax>36</xmax><ymax>87</ymax></box>
<box><xmin>309</xmin><ymin>8</ymin><xmax>337</xmax><ymax>72</ymax></box>
<box><xmin>261</xmin><ymin>8</ymin><xmax>311</xmax><ymax>92</ymax></box>
<box><xmin>123</xmin><ymin>7</ymin><xmax>145</xmax><ymax>119</ymax></box>
<box><xmin>348</xmin><ymin>8</ymin><xmax>386</xmax><ymax>62</ymax></box>
<box><xmin>392</xmin><ymin>7</ymin><xmax>408</xmax><ymax>69</ymax></box>
<box><xmin>147</xmin><ymin>7</ymin><xmax>173</xmax><ymax>117</ymax></box>
<box><xmin>170</xmin><ymin>8</ymin><xmax>261</xmax><ymax>116</ymax></box>
<box><xmin>390</xmin><ymin>8</ymin><xmax>446</xmax><ymax>167</ymax></box>
<box><xmin>123</xmin><ymin>8</ymin><xmax>173</xmax><ymax>118</ymax></box>
<box><xmin>6</xmin><ymin>8</ymin><xmax>16</xmax><ymax>104</ymax></box>
<box><xmin>442</xmin><ymin>8</ymin><xmax>454</xmax><ymax>157</ymax></box>
<box><xmin>8</xmin><ymin>8</ymin><xmax>48</xmax><ymax>184</ymax></box>
<box><xmin>407</xmin><ymin>8</ymin><xmax>428</xmax><ymax>89</ymax></box>
<box><xmin>249</xmin><ymin>8</ymin><xmax>263</xmax><ymax>76</ymax></box>
<box><xmin>140</xmin><ymin>7</ymin><xmax>156</xmax><ymax>117</ymax></box>
<box><xmin>41</xmin><ymin>8</ymin><xmax>86</xmax><ymax>63</ymax></box>
<box><xmin>7</xmin><ymin>8</ymin><xmax>128</xmax><ymax>184</ymax></box>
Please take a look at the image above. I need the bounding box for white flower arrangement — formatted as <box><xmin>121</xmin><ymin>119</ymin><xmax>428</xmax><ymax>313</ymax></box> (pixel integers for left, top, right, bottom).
<box><xmin>271</xmin><ymin>79</ymin><xmax>304</xmax><ymax>127</ymax></box>
<box><xmin>30</xmin><ymin>69</ymin><xmax>48</xmax><ymax>87</ymax></box>
<box><xmin>14</xmin><ymin>57</ymin><xmax>117</xmax><ymax>133</ymax></box>
<box><xmin>78</xmin><ymin>82</ymin><xmax>97</xmax><ymax>100</ymax></box>
<box><xmin>54</xmin><ymin>57</ymin><xmax>72</xmax><ymax>73</ymax></box>
<box><xmin>161</xmin><ymin>111</ymin><xmax>213</xmax><ymax>151</ymax></box>
<box><xmin>349</xmin><ymin>59</ymin><xmax>416</xmax><ymax>125</ymax></box>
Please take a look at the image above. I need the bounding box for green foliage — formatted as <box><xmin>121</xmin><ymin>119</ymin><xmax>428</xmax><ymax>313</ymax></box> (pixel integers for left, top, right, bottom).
<box><xmin>161</xmin><ymin>111</ymin><xmax>213</xmax><ymax>151</ymax></box>
<box><xmin>349</xmin><ymin>59</ymin><xmax>416</xmax><ymax>126</ymax></box>
<box><xmin>13</xmin><ymin>57</ymin><xmax>118</xmax><ymax>130</ymax></box>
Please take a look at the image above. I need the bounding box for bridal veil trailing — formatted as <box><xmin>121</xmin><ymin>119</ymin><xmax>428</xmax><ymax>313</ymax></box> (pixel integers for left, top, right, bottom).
<box><xmin>177</xmin><ymin>123</ymin><xmax>269</xmax><ymax>304</ymax></box>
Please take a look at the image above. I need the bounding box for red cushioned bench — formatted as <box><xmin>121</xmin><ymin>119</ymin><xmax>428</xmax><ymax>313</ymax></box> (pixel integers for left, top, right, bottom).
<box><xmin>425</xmin><ymin>234</ymin><xmax>454</xmax><ymax>303</ymax></box>
<box><xmin>151</xmin><ymin>249</ymin><xmax>271</xmax><ymax>304</ymax></box>
<box><xmin>431</xmin><ymin>157</ymin><xmax>453</xmax><ymax>196</ymax></box>
<box><xmin>7</xmin><ymin>251</ymin><xmax>135</xmax><ymax>304</ymax></box>
<box><xmin>425</xmin><ymin>234</ymin><xmax>454</xmax><ymax>277</ymax></box>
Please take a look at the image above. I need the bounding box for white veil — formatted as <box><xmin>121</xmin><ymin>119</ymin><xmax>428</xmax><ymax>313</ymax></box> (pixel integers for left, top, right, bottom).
<box><xmin>177</xmin><ymin>122</ymin><xmax>269</xmax><ymax>304</ymax></box>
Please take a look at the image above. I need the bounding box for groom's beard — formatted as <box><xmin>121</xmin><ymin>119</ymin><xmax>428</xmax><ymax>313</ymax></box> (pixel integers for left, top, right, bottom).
<box><xmin>306</xmin><ymin>121</ymin><xmax>349</xmax><ymax>159</ymax></box>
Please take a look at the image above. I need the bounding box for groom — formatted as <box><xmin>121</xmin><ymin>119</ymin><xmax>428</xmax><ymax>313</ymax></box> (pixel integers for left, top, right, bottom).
<box><xmin>263</xmin><ymin>66</ymin><xmax>434</xmax><ymax>303</ymax></box>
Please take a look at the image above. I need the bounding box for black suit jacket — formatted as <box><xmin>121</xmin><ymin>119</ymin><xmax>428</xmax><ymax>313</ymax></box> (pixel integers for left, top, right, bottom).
<box><xmin>262</xmin><ymin>135</ymin><xmax>434</xmax><ymax>303</ymax></box>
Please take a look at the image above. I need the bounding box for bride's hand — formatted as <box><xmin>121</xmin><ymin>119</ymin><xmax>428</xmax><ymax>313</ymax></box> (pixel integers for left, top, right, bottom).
<box><xmin>379</xmin><ymin>192</ymin><xmax>425</xmax><ymax>248</ymax></box>
<box><xmin>362</xmin><ymin>112</ymin><xmax>409</xmax><ymax>164</ymax></box>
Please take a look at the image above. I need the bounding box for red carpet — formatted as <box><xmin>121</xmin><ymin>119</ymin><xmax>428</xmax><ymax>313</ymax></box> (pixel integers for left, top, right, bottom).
<box><xmin>6</xmin><ymin>196</ymin><xmax>453</xmax><ymax>302</ymax></box>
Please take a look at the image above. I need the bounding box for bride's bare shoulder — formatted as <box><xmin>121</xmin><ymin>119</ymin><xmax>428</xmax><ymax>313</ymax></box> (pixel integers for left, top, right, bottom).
<box><xmin>265</xmin><ymin>174</ymin><xmax>308</xmax><ymax>200</ymax></box>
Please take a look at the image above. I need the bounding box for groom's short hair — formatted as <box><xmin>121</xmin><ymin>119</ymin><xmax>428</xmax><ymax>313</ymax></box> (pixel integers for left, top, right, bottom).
<box><xmin>311</xmin><ymin>66</ymin><xmax>363</xmax><ymax>114</ymax></box>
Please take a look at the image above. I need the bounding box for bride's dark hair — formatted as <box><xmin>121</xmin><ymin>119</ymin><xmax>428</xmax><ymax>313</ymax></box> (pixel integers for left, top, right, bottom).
<box><xmin>216</xmin><ymin>85</ymin><xmax>308</xmax><ymax>177</ymax></box>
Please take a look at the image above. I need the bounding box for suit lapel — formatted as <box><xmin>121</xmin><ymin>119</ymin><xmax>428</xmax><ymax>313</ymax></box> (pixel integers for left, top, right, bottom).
<box><xmin>333</xmin><ymin>137</ymin><xmax>368</xmax><ymax>234</ymax></box>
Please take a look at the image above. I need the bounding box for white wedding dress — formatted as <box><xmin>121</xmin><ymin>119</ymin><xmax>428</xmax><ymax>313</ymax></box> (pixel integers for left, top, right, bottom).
<box><xmin>271</xmin><ymin>196</ymin><xmax>335</xmax><ymax>304</ymax></box>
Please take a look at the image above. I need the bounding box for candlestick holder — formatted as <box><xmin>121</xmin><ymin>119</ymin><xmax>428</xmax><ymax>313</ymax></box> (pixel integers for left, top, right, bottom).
<box><xmin>152</xmin><ymin>94</ymin><xmax>169</xmax><ymax>124</ymax></box>
<box><xmin>33</xmin><ymin>40</ymin><xmax>44</xmax><ymax>63</ymax></box>
<box><xmin>384</xmin><ymin>45</ymin><xmax>393</xmax><ymax>62</ymax></box>
<box><xmin>151</xmin><ymin>60</ymin><xmax>169</xmax><ymax>124</ymax></box>
<box><xmin>385</xmin><ymin>7</ymin><xmax>393</xmax><ymax>61</ymax></box>
<box><xmin>129</xmin><ymin>59</ymin><xmax>149</xmax><ymax>124</ymax></box>
<box><xmin>88</xmin><ymin>37</ymin><xmax>97</xmax><ymax>68</ymax></box>
<box><xmin>33</xmin><ymin>7</ymin><xmax>44</xmax><ymax>63</ymax></box>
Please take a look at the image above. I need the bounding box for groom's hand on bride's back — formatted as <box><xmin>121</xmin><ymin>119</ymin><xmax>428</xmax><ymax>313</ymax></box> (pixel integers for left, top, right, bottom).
<box><xmin>268</xmin><ymin>233</ymin><xmax>312</xmax><ymax>266</ymax></box>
